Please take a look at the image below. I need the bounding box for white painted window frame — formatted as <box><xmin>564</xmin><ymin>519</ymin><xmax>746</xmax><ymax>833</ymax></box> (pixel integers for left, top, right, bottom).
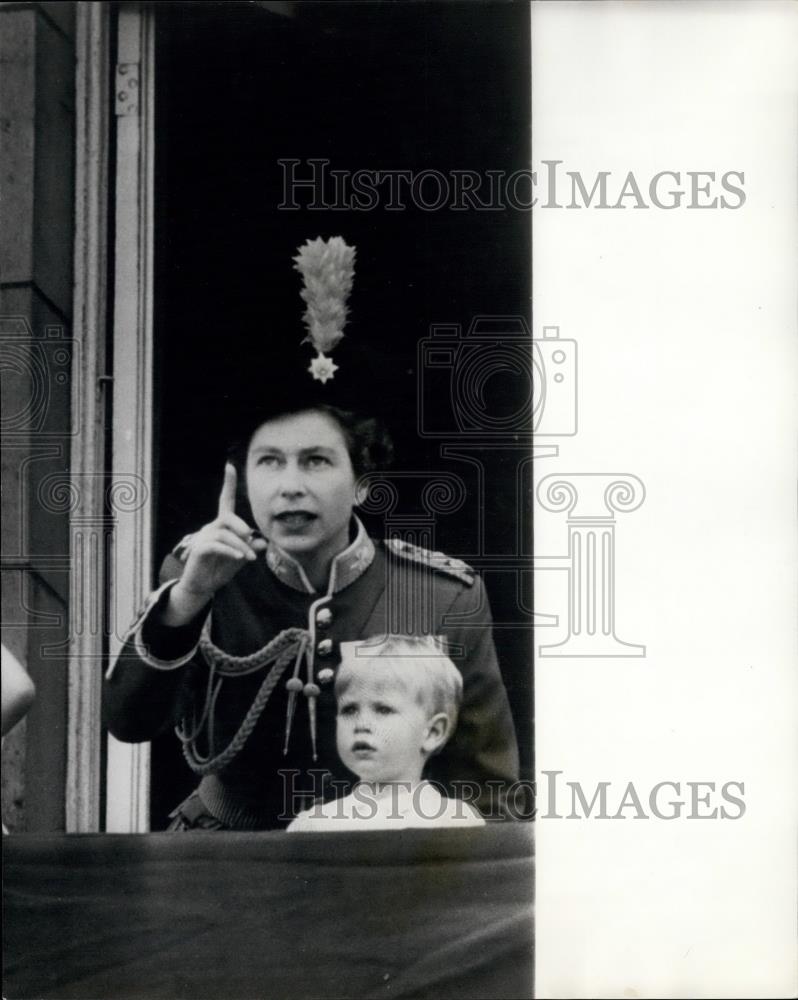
<box><xmin>67</xmin><ymin>0</ymin><xmax>112</xmax><ymax>832</ymax></box>
<box><xmin>105</xmin><ymin>2</ymin><xmax>156</xmax><ymax>833</ymax></box>
<box><xmin>70</xmin><ymin>1</ymin><xmax>157</xmax><ymax>833</ymax></box>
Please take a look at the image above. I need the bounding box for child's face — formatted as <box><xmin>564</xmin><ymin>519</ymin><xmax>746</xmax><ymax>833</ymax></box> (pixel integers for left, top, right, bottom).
<box><xmin>335</xmin><ymin>668</ymin><xmax>437</xmax><ymax>784</ymax></box>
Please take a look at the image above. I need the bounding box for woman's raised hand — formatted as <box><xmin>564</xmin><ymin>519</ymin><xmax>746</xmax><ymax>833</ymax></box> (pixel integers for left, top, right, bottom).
<box><xmin>164</xmin><ymin>464</ymin><xmax>268</xmax><ymax>625</ymax></box>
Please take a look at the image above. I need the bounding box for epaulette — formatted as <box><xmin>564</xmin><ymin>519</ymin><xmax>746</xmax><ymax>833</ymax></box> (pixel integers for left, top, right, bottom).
<box><xmin>384</xmin><ymin>538</ymin><xmax>475</xmax><ymax>586</ymax></box>
<box><xmin>172</xmin><ymin>533</ymin><xmax>197</xmax><ymax>564</ymax></box>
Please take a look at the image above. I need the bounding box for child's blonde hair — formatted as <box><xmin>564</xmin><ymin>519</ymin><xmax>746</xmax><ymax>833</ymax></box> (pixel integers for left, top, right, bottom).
<box><xmin>335</xmin><ymin>635</ymin><xmax>463</xmax><ymax>746</ymax></box>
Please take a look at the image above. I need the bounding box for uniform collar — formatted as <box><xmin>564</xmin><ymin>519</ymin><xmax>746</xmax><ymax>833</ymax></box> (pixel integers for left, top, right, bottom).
<box><xmin>265</xmin><ymin>515</ymin><xmax>375</xmax><ymax>595</ymax></box>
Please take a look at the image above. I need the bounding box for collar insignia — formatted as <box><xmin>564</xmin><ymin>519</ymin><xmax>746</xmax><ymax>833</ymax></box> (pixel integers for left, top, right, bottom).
<box><xmin>267</xmin><ymin>517</ymin><xmax>375</xmax><ymax>595</ymax></box>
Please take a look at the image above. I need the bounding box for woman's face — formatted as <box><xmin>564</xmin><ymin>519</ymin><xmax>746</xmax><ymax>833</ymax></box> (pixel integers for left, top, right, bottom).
<box><xmin>245</xmin><ymin>410</ymin><xmax>359</xmax><ymax>568</ymax></box>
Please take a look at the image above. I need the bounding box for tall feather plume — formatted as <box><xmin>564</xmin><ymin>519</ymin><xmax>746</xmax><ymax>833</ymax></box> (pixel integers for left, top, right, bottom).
<box><xmin>293</xmin><ymin>237</ymin><xmax>356</xmax><ymax>355</ymax></box>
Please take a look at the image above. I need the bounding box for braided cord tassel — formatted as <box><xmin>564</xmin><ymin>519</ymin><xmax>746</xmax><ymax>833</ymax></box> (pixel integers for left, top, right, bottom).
<box><xmin>303</xmin><ymin>644</ymin><xmax>321</xmax><ymax>762</ymax></box>
<box><xmin>179</xmin><ymin>628</ymin><xmax>307</xmax><ymax>775</ymax></box>
<box><xmin>283</xmin><ymin>635</ymin><xmax>308</xmax><ymax>755</ymax></box>
<box><xmin>199</xmin><ymin>620</ymin><xmax>307</xmax><ymax>677</ymax></box>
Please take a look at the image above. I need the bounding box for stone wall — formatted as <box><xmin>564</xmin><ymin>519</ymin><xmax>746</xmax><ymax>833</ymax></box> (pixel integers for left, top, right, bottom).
<box><xmin>1</xmin><ymin>1</ymin><xmax>76</xmax><ymax>831</ymax></box>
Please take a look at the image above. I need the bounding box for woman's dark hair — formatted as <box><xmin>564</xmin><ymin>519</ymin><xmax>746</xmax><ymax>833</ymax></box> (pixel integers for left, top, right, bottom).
<box><xmin>314</xmin><ymin>404</ymin><xmax>394</xmax><ymax>478</ymax></box>
<box><xmin>226</xmin><ymin>404</ymin><xmax>394</xmax><ymax>520</ymax></box>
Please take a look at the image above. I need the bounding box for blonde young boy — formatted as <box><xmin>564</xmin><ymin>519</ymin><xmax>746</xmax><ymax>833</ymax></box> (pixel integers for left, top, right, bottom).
<box><xmin>288</xmin><ymin>635</ymin><xmax>485</xmax><ymax>831</ymax></box>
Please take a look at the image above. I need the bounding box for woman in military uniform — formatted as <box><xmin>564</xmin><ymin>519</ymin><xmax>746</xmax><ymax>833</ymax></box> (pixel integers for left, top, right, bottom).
<box><xmin>102</xmin><ymin>238</ymin><xmax>519</xmax><ymax>830</ymax></box>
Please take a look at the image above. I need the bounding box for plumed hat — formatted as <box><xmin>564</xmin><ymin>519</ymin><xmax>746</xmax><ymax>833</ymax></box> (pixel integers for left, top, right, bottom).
<box><xmin>227</xmin><ymin>236</ymin><xmax>407</xmax><ymax>450</ymax></box>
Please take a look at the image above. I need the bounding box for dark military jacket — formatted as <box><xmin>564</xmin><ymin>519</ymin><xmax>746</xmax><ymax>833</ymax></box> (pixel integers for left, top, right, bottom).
<box><xmin>103</xmin><ymin>519</ymin><xmax>519</xmax><ymax>829</ymax></box>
